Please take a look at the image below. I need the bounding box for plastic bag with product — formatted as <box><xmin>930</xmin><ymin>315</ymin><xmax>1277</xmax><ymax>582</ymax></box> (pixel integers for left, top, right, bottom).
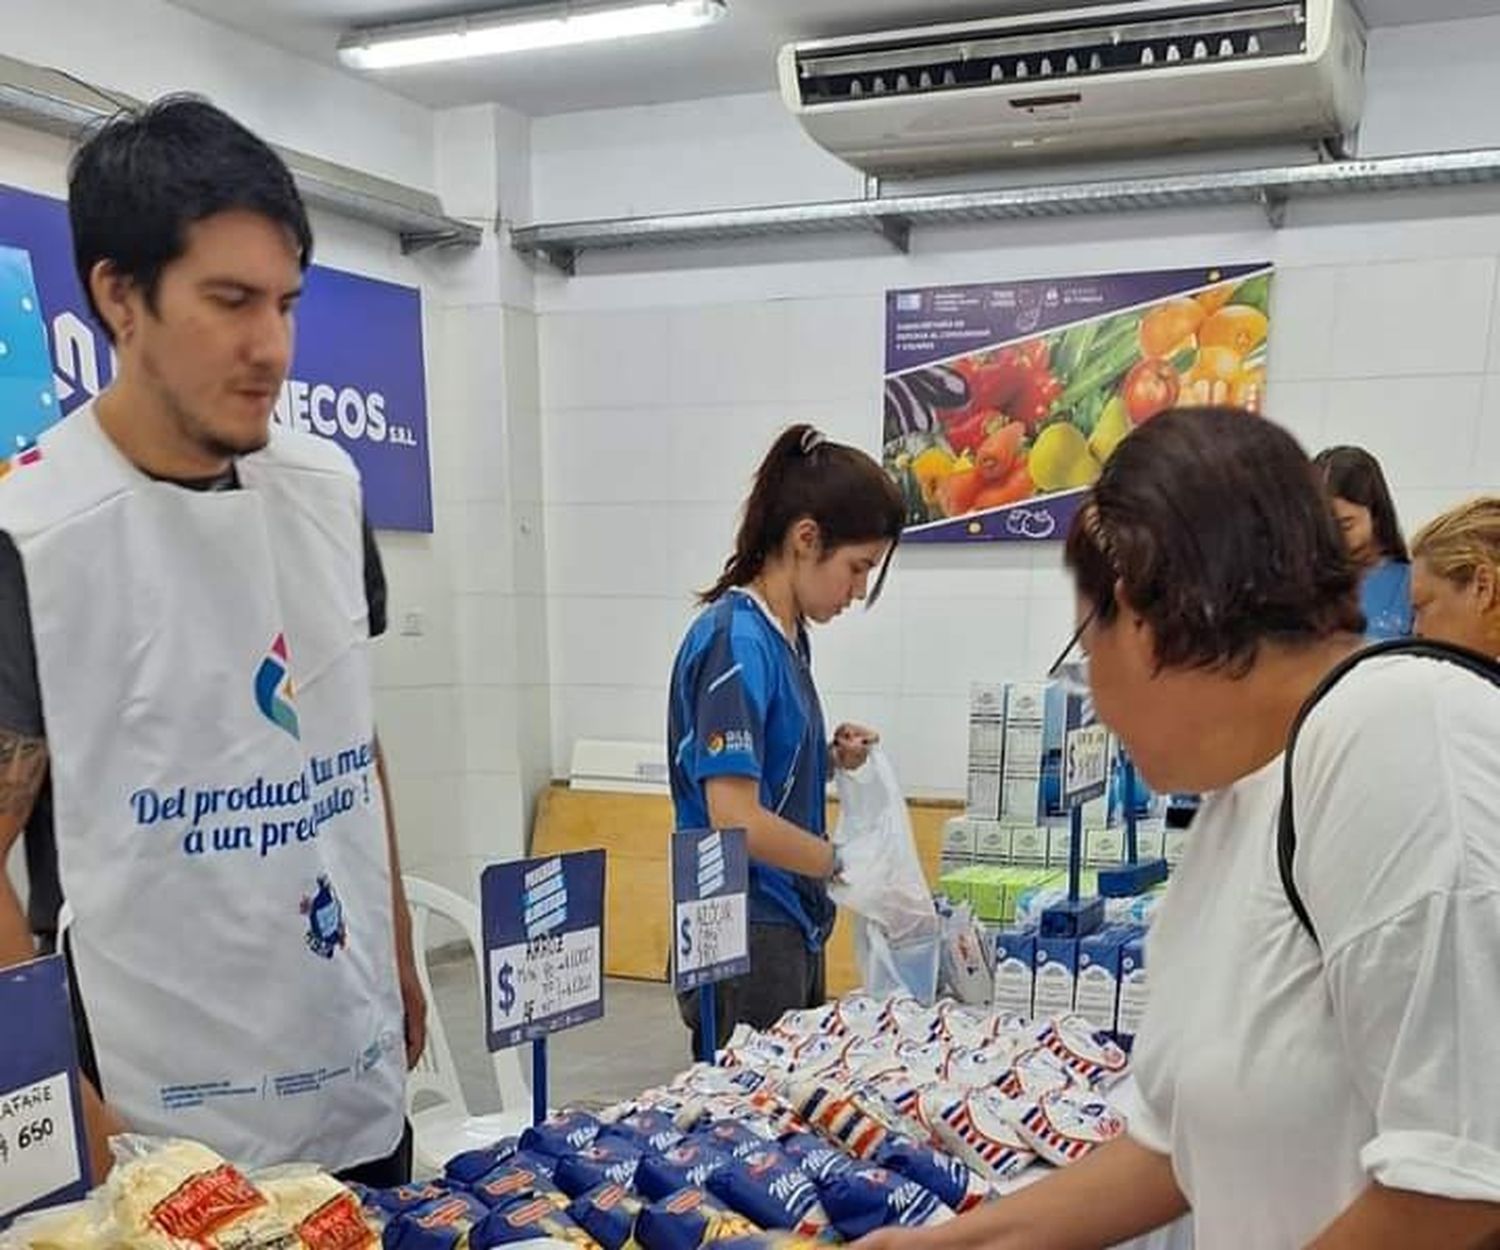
<box><xmin>254</xmin><ymin>1165</ymin><xmax>378</xmax><ymax>1249</ymax></box>
<box><xmin>105</xmin><ymin>1135</ymin><xmax>297</xmax><ymax>1250</ymax></box>
<box><xmin>383</xmin><ymin>1190</ymin><xmax>493</xmax><ymax>1250</ymax></box>
<box><xmin>0</xmin><ymin>1195</ymin><xmax>120</xmax><ymax>1250</ymax></box>
<box><xmin>828</xmin><ymin>749</ymin><xmax>942</xmax><ymax>1004</ymax></box>
<box><xmin>934</xmin><ymin>903</ymin><xmax>994</xmax><ymax>1007</ymax></box>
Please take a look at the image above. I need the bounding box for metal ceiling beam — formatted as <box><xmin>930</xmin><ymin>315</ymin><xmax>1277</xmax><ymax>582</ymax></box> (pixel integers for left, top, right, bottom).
<box><xmin>512</xmin><ymin>147</ymin><xmax>1500</xmax><ymax>273</ymax></box>
<box><xmin>0</xmin><ymin>54</ymin><xmax>482</xmax><ymax>253</ymax></box>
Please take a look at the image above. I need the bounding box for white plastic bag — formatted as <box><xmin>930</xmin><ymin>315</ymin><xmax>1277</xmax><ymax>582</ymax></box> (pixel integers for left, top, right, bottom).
<box><xmin>830</xmin><ymin>747</ymin><xmax>941</xmax><ymax>1003</ymax></box>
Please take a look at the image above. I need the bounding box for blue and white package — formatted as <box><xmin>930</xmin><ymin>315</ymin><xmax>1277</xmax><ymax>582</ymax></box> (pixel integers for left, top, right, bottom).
<box><xmin>446</xmin><ymin>1140</ymin><xmax>521</xmax><ymax>1185</ymax></box>
<box><xmin>816</xmin><ymin>1163</ymin><xmax>952</xmax><ymax>1239</ymax></box>
<box><xmin>470</xmin><ymin>1194</ymin><xmax>599</xmax><ymax>1250</ymax></box>
<box><xmin>610</xmin><ymin>1110</ymin><xmax>685</xmax><ymax>1154</ymax></box>
<box><xmin>1075</xmin><ymin>928</ymin><xmax>1130</xmax><ymax>1036</ymax></box>
<box><xmin>368</xmin><ymin>1181</ymin><xmax>465</xmax><ymax>1216</ymax></box>
<box><xmin>521</xmin><ymin>1111</ymin><xmax>603</xmax><ymax>1159</ymax></box>
<box><xmin>554</xmin><ymin>1138</ymin><xmax>646</xmax><ymax>1197</ymax></box>
<box><xmin>698</xmin><ymin>1120</ymin><xmax>775</xmax><ymax>1160</ymax></box>
<box><xmin>1117</xmin><ymin>931</ymin><xmax>1148</xmax><ymax>1051</ymax></box>
<box><xmin>567</xmin><ymin>1183</ymin><xmax>643</xmax><ymax>1250</ymax></box>
<box><xmin>872</xmin><ymin>1140</ymin><xmax>988</xmax><ymax>1213</ymax></box>
<box><xmin>635</xmin><ymin>1143</ymin><xmax>733</xmax><ymax>1201</ymax></box>
<box><xmin>780</xmin><ymin>1144</ymin><xmax>853</xmax><ymax>1186</ymax></box>
<box><xmin>705</xmin><ymin>1148</ymin><xmax>830</xmax><ymax>1238</ymax></box>
<box><xmin>635</xmin><ymin>1188</ymin><xmax>760</xmax><ymax>1250</ymax></box>
<box><xmin>773</xmin><ymin>1134</ymin><xmax>831</xmax><ymax>1163</ymax></box>
<box><xmin>382</xmin><ymin>1191</ymin><xmax>492</xmax><ymax>1250</ymax></box>
<box><xmin>467</xmin><ymin>1160</ymin><xmax>570</xmax><ymax>1211</ymax></box>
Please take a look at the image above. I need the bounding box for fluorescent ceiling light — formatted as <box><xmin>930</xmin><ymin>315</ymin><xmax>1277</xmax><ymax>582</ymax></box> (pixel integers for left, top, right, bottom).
<box><xmin>339</xmin><ymin>0</ymin><xmax>727</xmax><ymax>70</ymax></box>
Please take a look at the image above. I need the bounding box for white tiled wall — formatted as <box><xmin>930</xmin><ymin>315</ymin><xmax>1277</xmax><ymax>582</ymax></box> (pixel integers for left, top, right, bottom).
<box><xmin>533</xmin><ymin>17</ymin><xmax>1500</xmax><ymax>799</ymax></box>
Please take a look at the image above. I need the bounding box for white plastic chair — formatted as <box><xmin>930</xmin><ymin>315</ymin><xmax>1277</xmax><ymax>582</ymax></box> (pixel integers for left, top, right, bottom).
<box><xmin>404</xmin><ymin>875</ymin><xmax>533</xmax><ymax>1177</ymax></box>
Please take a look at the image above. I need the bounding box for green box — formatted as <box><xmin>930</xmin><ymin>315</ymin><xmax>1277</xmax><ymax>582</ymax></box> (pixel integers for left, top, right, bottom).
<box><xmin>968</xmin><ymin>866</ymin><xmax>1010</xmax><ymax>922</ymax></box>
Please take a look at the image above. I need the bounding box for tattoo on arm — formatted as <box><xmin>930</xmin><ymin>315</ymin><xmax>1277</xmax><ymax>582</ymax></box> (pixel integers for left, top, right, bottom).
<box><xmin>0</xmin><ymin>730</ymin><xmax>47</xmax><ymax>819</ymax></box>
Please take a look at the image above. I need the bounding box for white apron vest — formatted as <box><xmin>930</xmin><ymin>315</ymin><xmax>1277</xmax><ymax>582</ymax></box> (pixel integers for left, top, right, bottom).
<box><xmin>0</xmin><ymin>405</ymin><xmax>405</xmax><ymax>1170</ymax></box>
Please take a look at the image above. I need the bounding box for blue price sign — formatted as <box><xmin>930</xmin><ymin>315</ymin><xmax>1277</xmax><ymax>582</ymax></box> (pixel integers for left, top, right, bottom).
<box><xmin>1062</xmin><ymin>691</ymin><xmax>1110</xmax><ymax>809</ymax></box>
<box><xmin>482</xmin><ymin>851</ymin><xmax>606</xmax><ymax>1052</ymax></box>
<box><xmin>0</xmin><ymin>956</ymin><xmax>89</xmax><ymax>1226</ymax></box>
<box><xmin>671</xmin><ymin>829</ymin><xmax>751</xmax><ymax>993</ymax></box>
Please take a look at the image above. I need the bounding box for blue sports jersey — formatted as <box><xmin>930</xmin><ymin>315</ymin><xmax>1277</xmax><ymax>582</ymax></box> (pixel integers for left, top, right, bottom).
<box><xmin>667</xmin><ymin>589</ymin><xmax>833</xmax><ymax>950</ymax></box>
<box><xmin>1361</xmin><ymin>559</ymin><xmax>1413</xmax><ymax>642</ymax></box>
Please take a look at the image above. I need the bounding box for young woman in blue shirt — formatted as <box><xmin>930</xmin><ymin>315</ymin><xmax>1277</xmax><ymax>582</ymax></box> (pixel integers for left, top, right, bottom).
<box><xmin>667</xmin><ymin>424</ymin><xmax>905</xmax><ymax>1052</ymax></box>
<box><xmin>1315</xmin><ymin>445</ymin><xmax>1412</xmax><ymax>641</ymax></box>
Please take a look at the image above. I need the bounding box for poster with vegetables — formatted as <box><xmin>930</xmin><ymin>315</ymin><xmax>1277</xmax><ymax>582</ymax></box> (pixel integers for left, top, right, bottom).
<box><xmin>884</xmin><ymin>263</ymin><xmax>1272</xmax><ymax>543</ymax></box>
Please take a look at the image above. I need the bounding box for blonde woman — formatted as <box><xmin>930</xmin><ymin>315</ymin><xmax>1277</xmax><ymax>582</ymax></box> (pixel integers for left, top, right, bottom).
<box><xmin>1410</xmin><ymin>498</ymin><xmax>1500</xmax><ymax>656</ymax></box>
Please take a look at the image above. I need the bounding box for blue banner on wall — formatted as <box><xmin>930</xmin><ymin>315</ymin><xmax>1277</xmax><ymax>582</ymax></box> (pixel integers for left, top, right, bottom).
<box><xmin>0</xmin><ymin>182</ymin><xmax>433</xmax><ymax>532</ymax></box>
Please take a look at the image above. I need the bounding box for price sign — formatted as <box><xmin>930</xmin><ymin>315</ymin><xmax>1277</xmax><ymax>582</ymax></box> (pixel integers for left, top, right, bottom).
<box><xmin>482</xmin><ymin>851</ymin><xmax>605</xmax><ymax>1052</ymax></box>
<box><xmin>0</xmin><ymin>957</ymin><xmax>88</xmax><ymax>1225</ymax></box>
<box><xmin>671</xmin><ymin>829</ymin><xmax>750</xmax><ymax>993</ymax></box>
<box><xmin>1062</xmin><ymin>691</ymin><xmax>1110</xmax><ymax>809</ymax></box>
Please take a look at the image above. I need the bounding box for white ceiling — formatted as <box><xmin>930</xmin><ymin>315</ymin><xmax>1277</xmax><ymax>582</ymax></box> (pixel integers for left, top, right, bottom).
<box><xmin>167</xmin><ymin>0</ymin><xmax>1500</xmax><ymax>115</ymax></box>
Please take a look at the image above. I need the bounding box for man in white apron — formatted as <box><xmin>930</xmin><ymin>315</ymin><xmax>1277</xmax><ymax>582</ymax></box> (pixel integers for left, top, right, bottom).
<box><xmin>0</xmin><ymin>96</ymin><xmax>424</xmax><ymax>1182</ymax></box>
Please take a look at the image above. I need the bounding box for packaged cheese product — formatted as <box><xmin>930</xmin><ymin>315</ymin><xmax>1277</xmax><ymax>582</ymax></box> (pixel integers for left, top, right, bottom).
<box><xmin>256</xmin><ymin>1168</ymin><xmax>376</xmax><ymax>1250</ymax></box>
<box><xmin>108</xmin><ymin>1137</ymin><xmax>296</xmax><ymax>1250</ymax></box>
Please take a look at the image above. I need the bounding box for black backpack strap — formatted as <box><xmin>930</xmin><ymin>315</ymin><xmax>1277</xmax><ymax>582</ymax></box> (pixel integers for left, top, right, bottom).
<box><xmin>1278</xmin><ymin>638</ymin><xmax>1500</xmax><ymax>947</ymax></box>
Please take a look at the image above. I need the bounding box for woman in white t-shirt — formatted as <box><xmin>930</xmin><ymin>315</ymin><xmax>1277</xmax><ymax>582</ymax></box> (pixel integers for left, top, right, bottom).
<box><xmin>860</xmin><ymin>408</ymin><xmax>1500</xmax><ymax>1249</ymax></box>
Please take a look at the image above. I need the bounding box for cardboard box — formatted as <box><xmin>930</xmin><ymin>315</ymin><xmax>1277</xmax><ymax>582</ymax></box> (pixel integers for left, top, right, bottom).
<box><xmin>1117</xmin><ymin>931</ymin><xmax>1149</xmax><ymax>1050</ymax></box>
<box><xmin>967</xmin><ymin>770</ymin><xmax>1003</xmax><ymax>821</ymax></box>
<box><xmin>938</xmin><ymin>866</ymin><xmax>979</xmax><ymax>907</ymax></box>
<box><xmin>969</xmin><ymin>867</ymin><xmax>1008</xmax><ymax>923</ymax></box>
<box><xmin>966</xmin><ymin>683</ymin><xmax>1007</xmax><ymax>819</ymax></box>
<box><xmin>1033</xmin><ymin>935</ymin><xmax>1080</xmax><ymax>1017</ymax></box>
<box><xmin>999</xmin><ymin>682</ymin><xmax>1060</xmax><ymax>825</ymax></box>
<box><xmin>1076</xmin><ymin>927</ymin><xmax>1130</xmax><ymax>1034</ymax></box>
<box><xmin>1009</xmin><ymin>825</ymin><xmax>1049</xmax><ymax>865</ymax></box>
<box><xmin>1131</xmin><ymin>820</ymin><xmax>1167</xmax><ymax>862</ymax></box>
<box><xmin>973</xmin><ymin>820</ymin><xmax>1013</xmax><ymax>863</ymax></box>
<box><xmin>992</xmin><ymin>927</ymin><xmax>1037</xmax><ymax>1017</ymax></box>
<box><xmin>1047</xmin><ymin>823</ymin><xmax>1074</xmax><ymax>869</ymax></box>
<box><xmin>941</xmin><ymin>815</ymin><xmax>978</xmax><ymax>871</ymax></box>
<box><xmin>968</xmin><ymin>683</ymin><xmax>1006</xmax><ymax>768</ymax></box>
<box><xmin>1085</xmin><ymin>827</ymin><xmax>1125</xmax><ymax>868</ymax></box>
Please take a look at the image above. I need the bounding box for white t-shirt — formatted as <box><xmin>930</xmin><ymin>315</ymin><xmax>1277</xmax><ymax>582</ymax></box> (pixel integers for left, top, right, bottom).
<box><xmin>1131</xmin><ymin>654</ymin><xmax>1500</xmax><ymax>1247</ymax></box>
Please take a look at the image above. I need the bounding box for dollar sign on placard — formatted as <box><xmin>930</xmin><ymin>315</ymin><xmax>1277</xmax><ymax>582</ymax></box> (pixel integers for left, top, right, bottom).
<box><xmin>496</xmin><ymin>961</ymin><xmax>516</xmax><ymax>1015</ymax></box>
<box><xmin>679</xmin><ymin>915</ymin><xmax>693</xmax><ymax>960</ymax></box>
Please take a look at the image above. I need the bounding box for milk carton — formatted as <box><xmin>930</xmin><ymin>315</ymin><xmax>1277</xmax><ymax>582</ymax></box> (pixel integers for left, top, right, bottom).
<box><xmin>992</xmin><ymin>927</ymin><xmax>1038</xmax><ymax>1018</ymax></box>
<box><xmin>1033</xmin><ymin>935</ymin><xmax>1080</xmax><ymax>1017</ymax></box>
<box><xmin>1075</xmin><ymin>927</ymin><xmax>1130</xmax><ymax>1035</ymax></box>
<box><xmin>1116</xmin><ymin>931</ymin><xmax>1150</xmax><ymax>1050</ymax></box>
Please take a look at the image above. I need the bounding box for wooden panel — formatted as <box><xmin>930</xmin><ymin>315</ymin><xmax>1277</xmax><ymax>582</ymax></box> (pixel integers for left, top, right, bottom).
<box><xmin>531</xmin><ymin>785</ymin><xmax>955</xmax><ymax>992</ymax></box>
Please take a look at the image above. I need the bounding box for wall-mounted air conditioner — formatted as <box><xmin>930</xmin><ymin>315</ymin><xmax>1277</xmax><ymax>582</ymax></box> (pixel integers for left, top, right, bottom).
<box><xmin>777</xmin><ymin>0</ymin><xmax>1365</xmax><ymax>176</ymax></box>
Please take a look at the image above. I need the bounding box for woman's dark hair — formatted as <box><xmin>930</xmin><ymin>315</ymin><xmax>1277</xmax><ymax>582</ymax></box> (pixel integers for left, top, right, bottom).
<box><xmin>69</xmin><ymin>94</ymin><xmax>313</xmax><ymax>341</ymax></box>
<box><xmin>701</xmin><ymin>424</ymin><xmax>907</xmax><ymax>606</ymax></box>
<box><xmin>1313</xmin><ymin>445</ymin><xmax>1409</xmax><ymax>563</ymax></box>
<box><xmin>1064</xmin><ymin>407</ymin><xmax>1363</xmax><ymax>676</ymax></box>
